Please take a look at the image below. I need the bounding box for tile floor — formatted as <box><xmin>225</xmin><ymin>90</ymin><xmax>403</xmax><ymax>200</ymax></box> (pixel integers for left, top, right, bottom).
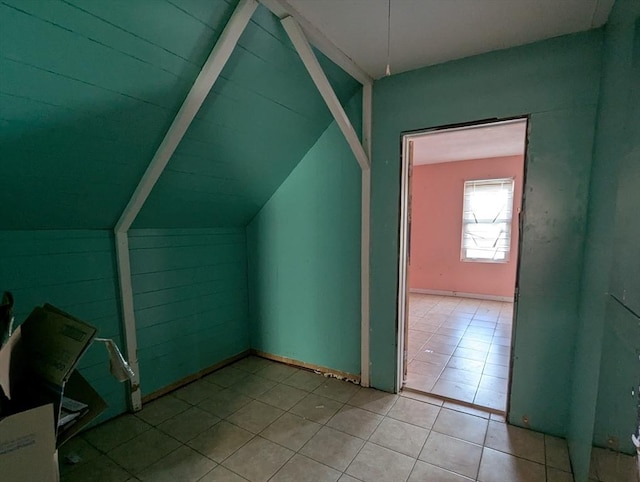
<box><xmin>57</xmin><ymin>355</ymin><xmax>637</xmax><ymax>482</ymax></box>
<box><xmin>405</xmin><ymin>293</ymin><xmax>514</xmax><ymax>411</ymax></box>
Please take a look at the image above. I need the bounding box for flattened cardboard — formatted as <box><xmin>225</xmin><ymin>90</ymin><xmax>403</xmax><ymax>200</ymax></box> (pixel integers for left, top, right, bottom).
<box><xmin>21</xmin><ymin>305</ymin><xmax>96</xmax><ymax>388</ymax></box>
<box><xmin>0</xmin><ymin>403</ymin><xmax>58</xmax><ymax>482</ymax></box>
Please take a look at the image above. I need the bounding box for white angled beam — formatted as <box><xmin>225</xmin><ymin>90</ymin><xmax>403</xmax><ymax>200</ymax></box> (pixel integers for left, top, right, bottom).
<box><xmin>360</xmin><ymin>167</ymin><xmax>371</xmax><ymax>387</ymax></box>
<box><xmin>116</xmin><ymin>0</ymin><xmax>258</xmax><ymax>232</ymax></box>
<box><xmin>114</xmin><ymin>231</ymin><xmax>142</xmax><ymax>410</ymax></box>
<box><xmin>360</xmin><ymin>83</ymin><xmax>372</xmax><ymax>387</ymax></box>
<box><xmin>259</xmin><ymin>0</ymin><xmax>373</xmax><ymax>85</ymax></box>
<box><xmin>282</xmin><ymin>16</ymin><xmax>370</xmax><ymax>171</ymax></box>
<box><xmin>113</xmin><ymin>0</ymin><xmax>257</xmax><ymax>411</ymax></box>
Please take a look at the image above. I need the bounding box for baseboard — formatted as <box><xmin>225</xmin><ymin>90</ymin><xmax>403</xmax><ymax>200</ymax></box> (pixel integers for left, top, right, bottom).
<box><xmin>251</xmin><ymin>349</ymin><xmax>361</xmax><ymax>384</ymax></box>
<box><xmin>141</xmin><ymin>349</ymin><xmax>251</xmax><ymax>404</ymax></box>
<box><xmin>409</xmin><ymin>288</ymin><xmax>514</xmax><ymax>303</ymax></box>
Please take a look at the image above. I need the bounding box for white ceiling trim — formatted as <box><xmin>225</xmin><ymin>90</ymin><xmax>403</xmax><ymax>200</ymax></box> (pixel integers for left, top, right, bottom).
<box><xmin>288</xmin><ymin>0</ymin><xmax>615</xmax><ymax>79</ymax></box>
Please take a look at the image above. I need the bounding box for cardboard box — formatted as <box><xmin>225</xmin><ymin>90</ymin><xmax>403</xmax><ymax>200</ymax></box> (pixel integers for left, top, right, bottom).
<box><xmin>0</xmin><ymin>305</ymin><xmax>107</xmax><ymax>481</ymax></box>
<box><xmin>0</xmin><ymin>404</ymin><xmax>58</xmax><ymax>482</ymax></box>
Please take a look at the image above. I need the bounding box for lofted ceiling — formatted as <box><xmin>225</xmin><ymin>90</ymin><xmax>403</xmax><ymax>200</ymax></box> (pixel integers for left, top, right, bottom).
<box><xmin>412</xmin><ymin>119</ymin><xmax>528</xmax><ymax>165</ymax></box>
<box><xmin>0</xmin><ymin>0</ymin><xmax>360</xmax><ymax>229</ymax></box>
<box><xmin>288</xmin><ymin>0</ymin><xmax>615</xmax><ymax>78</ymax></box>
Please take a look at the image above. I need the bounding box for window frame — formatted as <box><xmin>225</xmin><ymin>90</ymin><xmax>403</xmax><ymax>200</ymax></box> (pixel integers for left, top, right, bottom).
<box><xmin>460</xmin><ymin>177</ymin><xmax>515</xmax><ymax>264</ymax></box>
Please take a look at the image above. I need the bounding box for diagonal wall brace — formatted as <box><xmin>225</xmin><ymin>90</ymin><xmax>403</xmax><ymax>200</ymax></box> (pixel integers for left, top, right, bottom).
<box><xmin>113</xmin><ymin>0</ymin><xmax>258</xmax><ymax>411</ymax></box>
<box><xmin>282</xmin><ymin>15</ymin><xmax>373</xmax><ymax>387</ymax></box>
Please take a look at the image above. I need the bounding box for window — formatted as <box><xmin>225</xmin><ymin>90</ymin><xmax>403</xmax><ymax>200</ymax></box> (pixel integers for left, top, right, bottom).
<box><xmin>461</xmin><ymin>178</ymin><xmax>514</xmax><ymax>262</ymax></box>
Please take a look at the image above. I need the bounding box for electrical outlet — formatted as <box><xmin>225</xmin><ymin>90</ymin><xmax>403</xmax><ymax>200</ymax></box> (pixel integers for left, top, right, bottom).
<box><xmin>607</xmin><ymin>436</ymin><xmax>619</xmax><ymax>450</ymax></box>
<box><xmin>522</xmin><ymin>415</ymin><xmax>530</xmax><ymax>427</ymax></box>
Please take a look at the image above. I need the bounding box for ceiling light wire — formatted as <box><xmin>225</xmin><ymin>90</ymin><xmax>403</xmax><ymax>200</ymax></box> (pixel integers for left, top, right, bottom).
<box><xmin>385</xmin><ymin>0</ymin><xmax>391</xmax><ymax>76</ymax></box>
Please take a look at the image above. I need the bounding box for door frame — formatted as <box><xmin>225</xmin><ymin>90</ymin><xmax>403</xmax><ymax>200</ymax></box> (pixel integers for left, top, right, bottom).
<box><xmin>396</xmin><ymin>116</ymin><xmax>530</xmax><ymax>414</ymax></box>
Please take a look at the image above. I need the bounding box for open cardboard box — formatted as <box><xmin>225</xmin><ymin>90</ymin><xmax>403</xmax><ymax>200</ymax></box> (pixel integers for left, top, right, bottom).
<box><xmin>0</xmin><ymin>305</ymin><xmax>107</xmax><ymax>482</ymax></box>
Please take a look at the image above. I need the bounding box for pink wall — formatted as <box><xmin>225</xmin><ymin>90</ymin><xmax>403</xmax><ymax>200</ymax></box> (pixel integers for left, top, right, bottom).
<box><xmin>408</xmin><ymin>155</ymin><xmax>524</xmax><ymax>298</ymax></box>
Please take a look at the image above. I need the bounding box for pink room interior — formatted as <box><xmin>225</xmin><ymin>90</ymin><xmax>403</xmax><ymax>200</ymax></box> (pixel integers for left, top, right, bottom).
<box><xmin>408</xmin><ymin>154</ymin><xmax>525</xmax><ymax>299</ymax></box>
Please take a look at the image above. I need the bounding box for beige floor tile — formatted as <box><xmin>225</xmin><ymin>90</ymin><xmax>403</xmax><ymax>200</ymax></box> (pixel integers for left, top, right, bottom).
<box><xmin>446</xmin><ymin>356</ymin><xmax>484</xmax><ymax>373</ymax></box>
<box><xmin>387</xmin><ymin>395</ymin><xmax>441</xmax><ymax>429</ymax></box>
<box><xmin>453</xmin><ymin>346</ymin><xmax>489</xmax><ymax>362</ymax></box>
<box><xmin>432</xmin><ymin>407</ymin><xmax>488</xmax><ymax>445</ymax></box>
<box><xmin>300</xmin><ymin>426</ymin><xmax>364</xmax><ymax>472</ymax></box>
<box><xmin>260</xmin><ymin>412</ymin><xmax>322</xmax><ymax>451</ymax></box>
<box><xmin>478</xmin><ymin>374</ymin><xmax>508</xmax><ymax>394</ymax></box>
<box><xmin>440</xmin><ymin>366</ymin><xmax>482</xmax><ymax>386</ymax></box>
<box><xmin>230</xmin><ymin>374</ymin><xmax>277</xmax><ymax>398</ymax></box>
<box><xmin>255</xmin><ymin>362</ymin><xmax>300</xmax><ymax>382</ymax></box>
<box><xmin>592</xmin><ymin>447</ymin><xmax>637</xmax><ymax>482</ymax></box>
<box><xmin>270</xmin><ymin>454</ymin><xmax>341</xmax><ymax>482</ymax></box>
<box><xmin>337</xmin><ymin>475</ymin><xmax>361</xmax><ymax>482</ymax></box>
<box><xmin>347</xmin><ymin>387</ymin><xmax>398</xmax><ymax>415</ymax></box>
<box><xmin>226</xmin><ymin>400</ymin><xmax>284</xmax><ymax>433</ymax></box>
<box><xmin>431</xmin><ymin>378</ymin><xmax>477</xmax><ymax>403</ymax></box>
<box><xmin>399</xmin><ymin>390</ymin><xmax>444</xmax><ymax>406</ymax></box>
<box><xmin>282</xmin><ymin>370</ymin><xmax>325</xmax><ymax>391</ymax></box>
<box><xmin>313</xmin><ymin>378</ymin><xmax>360</xmax><ymax>403</ymax></box>
<box><xmin>59</xmin><ymin>436</ymin><xmax>102</xmax><ymax>475</ymax></box>
<box><xmin>346</xmin><ymin>442</ymin><xmax>415</xmax><ymax>482</ymax></box>
<box><xmin>442</xmin><ymin>401</ymin><xmax>491</xmax><ymax>418</ymax></box>
<box><xmin>408</xmin><ymin>461</ymin><xmax>474</xmax><ymax>482</ymax></box>
<box><xmin>422</xmin><ymin>340</ymin><xmax>458</xmax><ymax>355</ymax></box>
<box><xmin>223</xmin><ymin>436</ymin><xmax>293</xmax><ymax>482</ymax></box>
<box><xmin>257</xmin><ymin>383</ymin><xmax>307</xmax><ymax>410</ymax></box>
<box><xmin>157</xmin><ymin>406</ymin><xmax>219</xmax><ymax>443</ymax></box>
<box><xmin>289</xmin><ymin>393</ymin><xmax>344</xmax><ymax>424</ymax></box>
<box><xmin>135</xmin><ymin>395</ymin><xmax>190</xmax><ymax>426</ymax></box>
<box><xmin>405</xmin><ymin>372</ymin><xmax>438</xmax><ymax>392</ymax></box>
<box><xmin>198</xmin><ymin>465</ymin><xmax>248</xmax><ymax>482</ymax></box>
<box><xmin>478</xmin><ymin>447</ymin><xmax>546</xmax><ymax>482</ymax></box>
<box><xmin>411</xmin><ymin>354</ymin><xmax>450</xmax><ymax>371</ymax></box>
<box><xmin>369</xmin><ymin>417</ymin><xmax>429</xmax><ymax>457</ymax></box>
<box><xmin>187</xmin><ymin>420</ymin><xmax>253</xmax><ymax>463</ymax></box>
<box><xmin>82</xmin><ymin>414</ymin><xmax>152</xmax><ymax>452</ymax></box>
<box><xmin>474</xmin><ymin>388</ymin><xmax>507</xmax><ymax>411</ymax></box>
<box><xmin>233</xmin><ymin>356</ymin><xmax>274</xmax><ymax>374</ymax></box>
<box><xmin>204</xmin><ymin>365</ymin><xmax>249</xmax><ymax>388</ymax></box>
<box><xmin>457</xmin><ymin>338</ymin><xmax>491</xmax><ymax>353</ymax></box>
<box><xmin>172</xmin><ymin>379</ymin><xmax>222</xmax><ymax>405</ymax></box>
<box><xmin>197</xmin><ymin>388</ymin><xmax>252</xmax><ymax>418</ymax></box>
<box><xmin>546</xmin><ymin>466</ymin><xmax>575</xmax><ymax>482</ymax></box>
<box><xmin>488</xmin><ymin>343</ymin><xmax>510</xmax><ymax>356</ymax></box>
<box><xmin>431</xmin><ymin>334</ymin><xmax>462</xmax><ymax>346</ymax></box>
<box><xmin>483</xmin><ymin>362</ymin><xmax>509</xmax><ymax>379</ymax></box>
<box><xmin>137</xmin><ymin>446</ymin><xmax>216</xmax><ymax>482</ymax></box>
<box><xmin>326</xmin><ymin>405</ymin><xmax>383</xmax><ymax>439</ymax></box>
<box><xmin>545</xmin><ymin>435</ymin><xmax>572</xmax><ymax>472</ymax></box>
<box><xmin>60</xmin><ymin>455</ymin><xmax>132</xmax><ymax>482</ymax></box>
<box><xmin>485</xmin><ymin>420</ymin><xmax>545</xmax><ymax>464</ymax></box>
<box><xmin>107</xmin><ymin>428</ymin><xmax>181</xmax><ymax>474</ymax></box>
<box><xmin>485</xmin><ymin>352</ymin><xmax>509</xmax><ymax>367</ymax></box>
<box><xmin>419</xmin><ymin>431</ymin><xmax>482</xmax><ymax>479</ymax></box>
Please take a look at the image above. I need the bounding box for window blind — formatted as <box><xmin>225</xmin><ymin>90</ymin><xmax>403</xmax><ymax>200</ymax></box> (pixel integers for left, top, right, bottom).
<box><xmin>461</xmin><ymin>178</ymin><xmax>514</xmax><ymax>262</ymax></box>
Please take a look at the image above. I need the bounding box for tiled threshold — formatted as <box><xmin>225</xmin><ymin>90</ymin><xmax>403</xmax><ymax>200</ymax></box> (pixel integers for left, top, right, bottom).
<box><xmin>405</xmin><ymin>293</ymin><xmax>513</xmax><ymax>413</ymax></box>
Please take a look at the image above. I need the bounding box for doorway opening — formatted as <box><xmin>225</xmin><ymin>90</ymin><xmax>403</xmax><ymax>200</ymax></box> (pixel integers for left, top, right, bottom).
<box><xmin>397</xmin><ymin>117</ymin><xmax>529</xmax><ymax>414</ymax></box>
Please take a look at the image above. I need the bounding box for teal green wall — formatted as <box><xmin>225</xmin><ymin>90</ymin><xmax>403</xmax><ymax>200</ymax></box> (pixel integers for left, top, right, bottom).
<box><xmin>371</xmin><ymin>31</ymin><xmax>603</xmax><ymax>438</ymax></box>
<box><xmin>0</xmin><ymin>0</ymin><xmax>236</xmax><ymax>228</ymax></box>
<box><xmin>247</xmin><ymin>94</ymin><xmax>362</xmax><ymax>375</ymax></box>
<box><xmin>592</xmin><ymin>0</ymin><xmax>640</xmax><ymax>458</ymax></box>
<box><xmin>0</xmin><ymin>231</ymin><xmax>126</xmax><ymax>423</ymax></box>
<box><xmin>568</xmin><ymin>2</ymin><xmax>640</xmax><ymax>479</ymax></box>
<box><xmin>129</xmin><ymin>229</ymin><xmax>250</xmax><ymax>396</ymax></box>
<box><xmin>0</xmin><ymin>0</ymin><xmax>359</xmax><ymax>229</ymax></box>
